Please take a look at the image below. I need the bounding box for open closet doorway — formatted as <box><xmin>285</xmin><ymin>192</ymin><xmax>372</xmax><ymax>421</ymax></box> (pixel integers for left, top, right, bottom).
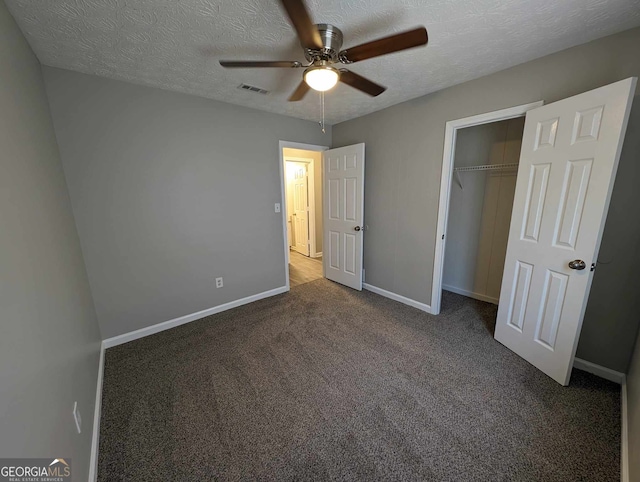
<box><xmin>432</xmin><ymin>78</ymin><xmax>636</xmax><ymax>385</ymax></box>
<box><xmin>443</xmin><ymin>117</ymin><xmax>526</xmax><ymax>306</ymax></box>
<box><xmin>431</xmin><ymin>102</ymin><xmax>543</xmax><ymax>316</ymax></box>
<box><xmin>280</xmin><ymin>142</ymin><xmax>327</xmax><ymax>289</ymax></box>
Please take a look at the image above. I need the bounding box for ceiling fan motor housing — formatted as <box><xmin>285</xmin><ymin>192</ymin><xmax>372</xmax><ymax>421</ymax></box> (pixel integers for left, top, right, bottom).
<box><xmin>304</xmin><ymin>24</ymin><xmax>344</xmax><ymax>63</ymax></box>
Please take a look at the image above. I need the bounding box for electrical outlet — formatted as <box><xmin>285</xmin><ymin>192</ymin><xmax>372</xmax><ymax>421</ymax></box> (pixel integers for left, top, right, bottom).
<box><xmin>275</xmin><ymin>203</ymin><xmax>281</xmax><ymax>213</ymax></box>
<box><xmin>216</xmin><ymin>277</ymin><xmax>223</xmax><ymax>288</ymax></box>
<box><xmin>72</xmin><ymin>401</ymin><xmax>82</xmax><ymax>434</ymax></box>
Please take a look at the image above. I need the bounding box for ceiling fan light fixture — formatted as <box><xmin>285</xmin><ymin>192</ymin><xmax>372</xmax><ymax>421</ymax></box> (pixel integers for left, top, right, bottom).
<box><xmin>304</xmin><ymin>66</ymin><xmax>339</xmax><ymax>92</ymax></box>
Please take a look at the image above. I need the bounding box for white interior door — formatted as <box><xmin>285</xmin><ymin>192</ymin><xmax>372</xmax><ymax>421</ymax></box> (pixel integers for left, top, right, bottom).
<box><xmin>323</xmin><ymin>143</ymin><xmax>365</xmax><ymax>290</ymax></box>
<box><xmin>292</xmin><ymin>163</ymin><xmax>310</xmax><ymax>256</ymax></box>
<box><xmin>495</xmin><ymin>78</ymin><xmax>637</xmax><ymax>385</ymax></box>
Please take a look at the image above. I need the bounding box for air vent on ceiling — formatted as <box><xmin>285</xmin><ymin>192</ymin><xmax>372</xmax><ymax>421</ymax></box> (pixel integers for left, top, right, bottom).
<box><xmin>238</xmin><ymin>84</ymin><xmax>269</xmax><ymax>95</ymax></box>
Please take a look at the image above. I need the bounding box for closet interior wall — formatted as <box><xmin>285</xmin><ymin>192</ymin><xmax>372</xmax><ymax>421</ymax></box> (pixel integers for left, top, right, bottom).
<box><xmin>443</xmin><ymin>117</ymin><xmax>526</xmax><ymax>304</ymax></box>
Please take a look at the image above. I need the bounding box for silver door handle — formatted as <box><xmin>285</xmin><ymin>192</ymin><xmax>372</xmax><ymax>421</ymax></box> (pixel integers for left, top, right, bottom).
<box><xmin>354</xmin><ymin>226</ymin><xmax>362</xmax><ymax>231</ymax></box>
<box><xmin>568</xmin><ymin>260</ymin><xmax>586</xmax><ymax>270</ymax></box>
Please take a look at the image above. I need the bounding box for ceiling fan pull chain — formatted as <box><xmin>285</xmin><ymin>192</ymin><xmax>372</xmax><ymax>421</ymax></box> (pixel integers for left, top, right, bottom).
<box><xmin>322</xmin><ymin>91</ymin><xmax>326</xmax><ymax>133</ymax></box>
<box><xmin>319</xmin><ymin>90</ymin><xmax>326</xmax><ymax>134</ymax></box>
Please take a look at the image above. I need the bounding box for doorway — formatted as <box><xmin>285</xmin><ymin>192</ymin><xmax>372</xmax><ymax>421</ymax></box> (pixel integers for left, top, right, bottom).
<box><xmin>279</xmin><ymin>141</ymin><xmax>328</xmax><ymax>289</ymax></box>
<box><xmin>431</xmin><ymin>102</ymin><xmax>543</xmax><ymax>315</ymax></box>
<box><xmin>285</xmin><ymin>157</ymin><xmax>316</xmax><ymax>257</ymax></box>
<box><xmin>279</xmin><ymin>141</ymin><xmax>367</xmax><ymax>291</ymax></box>
<box><xmin>442</xmin><ymin>117</ymin><xmax>526</xmax><ymax>310</ymax></box>
<box><xmin>432</xmin><ymin>79</ymin><xmax>636</xmax><ymax>385</ymax></box>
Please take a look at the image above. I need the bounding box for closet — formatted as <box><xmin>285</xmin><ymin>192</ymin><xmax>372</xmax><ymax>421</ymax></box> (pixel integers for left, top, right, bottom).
<box><xmin>442</xmin><ymin>117</ymin><xmax>525</xmax><ymax>304</ymax></box>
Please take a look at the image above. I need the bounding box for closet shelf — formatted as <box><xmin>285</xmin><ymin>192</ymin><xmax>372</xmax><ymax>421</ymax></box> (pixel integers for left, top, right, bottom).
<box><xmin>453</xmin><ymin>163</ymin><xmax>519</xmax><ymax>189</ymax></box>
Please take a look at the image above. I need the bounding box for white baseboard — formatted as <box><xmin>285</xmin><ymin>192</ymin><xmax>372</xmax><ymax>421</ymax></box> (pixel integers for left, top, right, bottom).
<box><xmin>103</xmin><ymin>286</ymin><xmax>288</xmax><ymax>348</ymax></box>
<box><xmin>442</xmin><ymin>284</ymin><xmax>499</xmax><ymax>305</ymax></box>
<box><xmin>313</xmin><ymin>252</ymin><xmax>323</xmax><ymax>258</ymax></box>
<box><xmin>363</xmin><ymin>283</ymin><xmax>432</xmax><ymax>314</ymax></box>
<box><xmin>572</xmin><ymin>358</ymin><xmax>625</xmax><ymax>384</ymax></box>
<box><xmin>622</xmin><ymin>378</ymin><xmax>629</xmax><ymax>482</ymax></box>
<box><xmin>88</xmin><ymin>342</ymin><xmax>105</xmax><ymax>482</ymax></box>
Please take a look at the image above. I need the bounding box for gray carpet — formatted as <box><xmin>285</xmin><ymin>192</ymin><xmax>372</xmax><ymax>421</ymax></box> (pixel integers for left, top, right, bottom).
<box><xmin>98</xmin><ymin>279</ymin><xmax>620</xmax><ymax>481</ymax></box>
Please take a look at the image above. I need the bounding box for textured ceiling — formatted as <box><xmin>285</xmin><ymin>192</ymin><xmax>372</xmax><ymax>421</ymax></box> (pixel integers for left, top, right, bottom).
<box><xmin>6</xmin><ymin>0</ymin><xmax>640</xmax><ymax>125</ymax></box>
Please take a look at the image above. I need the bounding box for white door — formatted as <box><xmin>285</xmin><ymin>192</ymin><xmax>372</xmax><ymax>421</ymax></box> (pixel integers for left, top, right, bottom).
<box><xmin>323</xmin><ymin>143</ymin><xmax>365</xmax><ymax>290</ymax></box>
<box><xmin>495</xmin><ymin>78</ymin><xmax>636</xmax><ymax>385</ymax></box>
<box><xmin>292</xmin><ymin>164</ymin><xmax>310</xmax><ymax>256</ymax></box>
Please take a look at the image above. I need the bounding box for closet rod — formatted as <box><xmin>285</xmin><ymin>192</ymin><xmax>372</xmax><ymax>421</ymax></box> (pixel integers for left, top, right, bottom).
<box><xmin>453</xmin><ymin>163</ymin><xmax>519</xmax><ymax>172</ymax></box>
<box><xmin>453</xmin><ymin>163</ymin><xmax>519</xmax><ymax>189</ymax></box>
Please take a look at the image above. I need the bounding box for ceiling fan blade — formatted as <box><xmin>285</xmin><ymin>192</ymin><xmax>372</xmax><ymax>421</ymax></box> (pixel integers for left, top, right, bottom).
<box><xmin>288</xmin><ymin>81</ymin><xmax>310</xmax><ymax>101</ymax></box>
<box><xmin>279</xmin><ymin>0</ymin><xmax>323</xmax><ymax>50</ymax></box>
<box><xmin>339</xmin><ymin>70</ymin><xmax>386</xmax><ymax>97</ymax></box>
<box><xmin>219</xmin><ymin>60</ymin><xmax>302</xmax><ymax>68</ymax></box>
<box><xmin>339</xmin><ymin>27</ymin><xmax>428</xmax><ymax>63</ymax></box>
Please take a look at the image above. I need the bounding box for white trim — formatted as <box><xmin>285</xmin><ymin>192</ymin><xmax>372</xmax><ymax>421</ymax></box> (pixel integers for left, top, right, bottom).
<box><xmin>622</xmin><ymin>377</ymin><xmax>629</xmax><ymax>482</ymax></box>
<box><xmin>279</xmin><ymin>141</ymin><xmax>329</xmax><ymax>290</ymax></box>
<box><xmin>103</xmin><ymin>286</ymin><xmax>287</xmax><ymax>348</ymax></box>
<box><xmin>88</xmin><ymin>342</ymin><xmax>105</xmax><ymax>482</ymax></box>
<box><xmin>572</xmin><ymin>357</ymin><xmax>625</xmax><ymax>384</ymax></box>
<box><xmin>313</xmin><ymin>252</ymin><xmax>322</xmax><ymax>258</ymax></box>
<box><xmin>363</xmin><ymin>283</ymin><xmax>432</xmax><ymax>314</ymax></box>
<box><xmin>442</xmin><ymin>284</ymin><xmax>499</xmax><ymax>305</ymax></box>
<box><xmin>284</xmin><ymin>155</ymin><xmax>318</xmax><ymax>258</ymax></box>
<box><xmin>431</xmin><ymin>101</ymin><xmax>544</xmax><ymax>315</ymax></box>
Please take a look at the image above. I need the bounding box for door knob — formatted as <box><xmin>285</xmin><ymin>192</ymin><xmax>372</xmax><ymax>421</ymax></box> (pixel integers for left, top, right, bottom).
<box><xmin>568</xmin><ymin>260</ymin><xmax>586</xmax><ymax>270</ymax></box>
<box><xmin>354</xmin><ymin>226</ymin><xmax>362</xmax><ymax>231</ymax></box>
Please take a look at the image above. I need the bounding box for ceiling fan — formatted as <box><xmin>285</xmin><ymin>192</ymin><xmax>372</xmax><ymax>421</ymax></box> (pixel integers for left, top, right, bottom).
<box><xmin>219</xmin><ymin>0</ymin><xmax>428</xmax><ymax>101</ymax></box>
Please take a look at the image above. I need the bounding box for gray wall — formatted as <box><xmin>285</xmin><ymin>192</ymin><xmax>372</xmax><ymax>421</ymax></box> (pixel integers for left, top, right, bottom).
<box><xmin>444</xmin><ymin>118</ymin><xmax>524</xmax><ymax>303</ymax></box>
<box><xmin>43</xmin><ymin>67</ymin><xmax>331</xmax><ymax>339</ymax></box>
<box><xmin>332</xmin><ymin>27</ymin><xmax>640</xmax><ymax>372</ymax></box>
<box><xmin>627</xmin><ymin>330</ymin><xmax>640</xmax><ymax>481</ymax></box>
<box><xmin>0</xmin><ymin>2</ymin><xmax>102</xmax><ymax>481</ymax></box>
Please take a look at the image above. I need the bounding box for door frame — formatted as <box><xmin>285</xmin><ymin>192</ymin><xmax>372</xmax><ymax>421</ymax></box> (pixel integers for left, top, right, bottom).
<box><xmin>430</xmin><ymin>101</ymin><xmax>544</xmax><ymax>315</ymax></box>
<box><xmin>284</xmin><ymin>156</ymin><xmax>317</xmax><ymax>257</ymax></box>
<box><xmin>279</xmin><ymin>140</ymin><xmax>329</xmax><ymax>291</ymax></box>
